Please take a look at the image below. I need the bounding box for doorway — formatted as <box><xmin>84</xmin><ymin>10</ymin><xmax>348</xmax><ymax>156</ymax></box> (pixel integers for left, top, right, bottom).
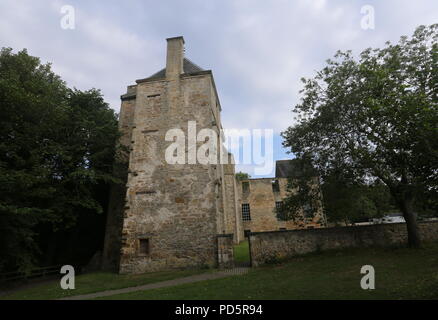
<box><xmin>233</xmin><ymin>239</ymin><xmax>251</xmax><ymax>267</ymax></box>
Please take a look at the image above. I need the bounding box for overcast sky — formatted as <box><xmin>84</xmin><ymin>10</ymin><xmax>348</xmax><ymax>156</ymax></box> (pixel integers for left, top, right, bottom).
<box><xmin>1</xmin><ymin>0</ymin><xmax>437</xmax><ymax>176</ymax></box>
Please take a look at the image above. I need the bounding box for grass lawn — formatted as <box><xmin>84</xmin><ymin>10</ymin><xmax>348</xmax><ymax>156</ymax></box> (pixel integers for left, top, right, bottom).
<box><xmin>2</xmin><ymin>242</ymin><xmax>438</xmax><ymax>300</ymax></box>
<box><xmin>0</xmin><ymin>269</ymin><xmax>206</xmax><ymax>300</ymax></box>
<box><xmin>98</xmin><ymin>242</ymin><xmax>438</xmax><ymax>300</ymax></box>
<box><xmin>233</xmin><ymin>240</ymin><xmax>250</xmax><ymax>264</ymax></box>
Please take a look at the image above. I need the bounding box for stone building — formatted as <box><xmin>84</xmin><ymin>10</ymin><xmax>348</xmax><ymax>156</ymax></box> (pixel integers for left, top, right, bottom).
<box><xmin>102</xmin><ymin>37</ymin><xmax>324</xmax><ymax>274</ymax></box>
<box><xmin>237</xmin><ymin>160</ymin><xmax>326</xmax><ymax>235</ymax></box>
<box><xmin>102</xmin><ymin>37</ymin><xmax>241</xmax><ymax>274</ymax></box>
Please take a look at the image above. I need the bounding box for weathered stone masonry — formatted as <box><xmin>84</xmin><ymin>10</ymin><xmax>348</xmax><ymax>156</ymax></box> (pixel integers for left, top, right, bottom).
<box><xmin>102</xmin><ymin>37</ymin><xmax>240</xmax><ymax>273</ymax></box>
<box><xmin>237</xmin><ymin>161</ymin><xmax>326</xmax><ymax>234</ymax></box>
<box><xmin>101</xmin><ymin>37</ymin><xmax>329</xmax><ymax>274</ymax></box>
<box><xmin>249</xmin><ymin>221</ymin><xmax>438</xmax><ymax>266</ymax></box>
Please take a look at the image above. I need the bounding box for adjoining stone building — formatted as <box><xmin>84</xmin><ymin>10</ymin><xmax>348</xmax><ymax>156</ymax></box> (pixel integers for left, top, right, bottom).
<box><xmin>237</xmin><ymin>160</ymin><xmax>326</xmax><ymax>235</ymax></box>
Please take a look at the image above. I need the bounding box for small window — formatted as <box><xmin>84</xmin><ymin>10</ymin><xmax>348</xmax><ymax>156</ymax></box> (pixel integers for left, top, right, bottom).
<box><xmin>276</xmin><ymin>201</ymin><xmax>285</xmax><ymax>221</ymax></box>
<box><xmin>303</xmin><ymin>203</ymin><xmax>313</xmax><ymax>218</ymax></box>
<box><xmin>244</xmin><ymin>229</ymin><xmax>251</xmax><ymax>237</ymax></box>
<box><xmin>242</xmin><ymin>203</ymin><xmax>251</xmax><ymax>221</ymax></box>
<box><xmin>242</xmin><ymin>181</ymin><xmax>250</xmax><ymax>194</ymax></box>
<box><xmin>272</xmin><ymin>179</ymin><xmax>280</xmax><ymax>193</ymax></box>
<box><xmin>279</xmin><ymin>228</ymin><xmax>286</xmax><ymax>231</ymax></box>
<box><xmin>139</xmin><ymin>238</ymin><xmax>150</xmax><ymax>255</ymax></box>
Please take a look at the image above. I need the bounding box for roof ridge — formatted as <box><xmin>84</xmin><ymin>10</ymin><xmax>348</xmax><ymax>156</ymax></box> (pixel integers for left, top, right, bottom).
<box><xmin>144</xmin><ymin>57</ymin><xmax>204</xmax><ymax>80</ymax></box>
<box><xmin>183</xmin><ymin>57</ymin><xmax>204</xmax><ymax>72</ymax></box>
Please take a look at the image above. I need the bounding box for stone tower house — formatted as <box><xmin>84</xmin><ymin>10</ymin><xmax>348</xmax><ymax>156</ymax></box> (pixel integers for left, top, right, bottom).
<box><xmin>102</xmin><ymin>37</ymin><xmax>243</xmax><ymax>274</ymax></box>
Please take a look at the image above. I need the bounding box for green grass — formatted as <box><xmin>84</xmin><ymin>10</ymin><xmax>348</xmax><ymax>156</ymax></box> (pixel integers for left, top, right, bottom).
<box><xmin>98</xmin><ymin>242</ymin><xmax>438</xmax><ymax>300</ymax></box>
<box><xmin>233</xmin><ymin>240</ymin><xmax>250</xmax><ymax>263</ymax></box>
<box><xmin>0</xmin><ymin>269</ymin><xmax>206</xmax><ymax>300</ymax></box>
<box><xmin>3</xmin><ymin>242</ymin><xmax>438</xmax><ymax>300</ymax></box>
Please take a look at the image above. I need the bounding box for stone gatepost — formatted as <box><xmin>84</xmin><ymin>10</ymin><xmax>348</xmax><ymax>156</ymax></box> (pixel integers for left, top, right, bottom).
<box><xmin>217</xmin><ymin>234</ymin><xmax>234</xmax><ymax>269</ymax></box>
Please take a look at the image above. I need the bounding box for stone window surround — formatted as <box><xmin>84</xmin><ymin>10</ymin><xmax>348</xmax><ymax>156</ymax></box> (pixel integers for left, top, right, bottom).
<box><xmin>138</xmin><ymin>238</ymin><xmax>150</xmax><ymax>256</ymax></box>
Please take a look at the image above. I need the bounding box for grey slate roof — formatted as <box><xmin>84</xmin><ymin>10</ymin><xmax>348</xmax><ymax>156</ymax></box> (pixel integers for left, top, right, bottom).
<box><xmin>146</xmin><ymin>58</ymin><xmax>204</xmax><ymax>80</ymax></box>
<box><xmin>121</xmin><ymin>58</ymin><xmax>205</xmax><ymax>100</ymax></box>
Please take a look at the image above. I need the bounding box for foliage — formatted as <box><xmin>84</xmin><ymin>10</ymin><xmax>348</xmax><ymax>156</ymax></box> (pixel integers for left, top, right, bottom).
<box><xmin>275</xmin><ymin>157</ymin><xmax>321</xmax><ymax>223</ymax></box>
<box><xmin>235</xmin><ymin>171</ymin><xmax>251</xmax><ymax>181</ymax></box>
<box><xmin>276</xmin><ymin>164</ymin><xmax>396</xmax><ymax>225</ymax></box>
<box><xmin>0</xmin><ymin>48</ymin><xmax>120</xmax><ymax>272</ymax></box>
<box><xmin>281</xmin><ymin>25</ymin><xmax>438</xmax><ymax>247</ymax></box>
<box><xmin>321</xmin><ymin>174</ymin><xmax>395</xmax><ymax>225</ymax></box>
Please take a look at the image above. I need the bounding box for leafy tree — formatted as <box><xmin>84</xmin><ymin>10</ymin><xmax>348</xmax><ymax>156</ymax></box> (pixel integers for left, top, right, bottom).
<box><xmin>276</xmin><ymin>165</ymin><xmax>395</xmax><ymax>226</ymax></box>
<box><xmin>0</xmin><ymin>48</ymin><xmax>120</xmax><ymax>272</ymax></box>
<box><xmin>235</xmin><ymin>171</ymin><xmax>251</xmax><ymax>181</ymax></box>
<box><xmin>281</xmin><ymin>25</ymin><xmax>438</xmax><ymax>247</ymax></box>
<box><xmin>274</xmin><ymin>157</ymin><xmax>322</xmax><ymax>224</ymax></box>
<box><xmin>321</xmin><ymin>174</ymin><xmax>395</xmax><ymax>225</ymax></box>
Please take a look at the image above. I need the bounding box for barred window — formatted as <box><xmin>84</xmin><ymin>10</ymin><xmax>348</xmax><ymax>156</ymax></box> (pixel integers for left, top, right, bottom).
<box><xmin>275</xmin><ymin>201</ymin><xmax>283</xmax><ymax>210</ymax></box>
<box><xmin>241</xmin><ymin>203</ymin><xmax>251</xmax><ymax>221</ymax></box>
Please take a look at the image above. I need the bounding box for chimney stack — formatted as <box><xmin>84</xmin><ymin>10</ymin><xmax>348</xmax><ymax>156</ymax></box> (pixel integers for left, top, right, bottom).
<box><xmin>165</xmin><ymin>36</ymin><xmax>184</xmax><ymax>79</ymax></box>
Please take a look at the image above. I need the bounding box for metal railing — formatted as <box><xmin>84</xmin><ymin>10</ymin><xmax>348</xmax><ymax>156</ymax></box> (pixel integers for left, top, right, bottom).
<box><xmin>0</xmin><ymin>264</ymin><xmax>81</xmax><ymax>284</ymax></box>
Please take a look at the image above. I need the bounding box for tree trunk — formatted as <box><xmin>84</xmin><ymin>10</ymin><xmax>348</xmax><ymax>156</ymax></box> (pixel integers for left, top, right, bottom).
<box><xmin>399</xmin><ymin>194</ymin><xmax>421</xmax><ymax>248</ymax></box>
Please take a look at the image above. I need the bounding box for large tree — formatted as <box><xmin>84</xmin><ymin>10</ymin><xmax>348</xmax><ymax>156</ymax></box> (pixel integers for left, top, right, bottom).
<box><xmin>281</xmin><ymin>25</ymin><xmax>438</xmax><ymax>247</ymax></box>
<box><xmin>320</xmin><ymin>174</ymin><xmax>395</xmax><ymax>225</ymax></box>
<box><xmin>0</xmin><ymin>48</ymin><xmax>120</xmax><ymax>272</ymax></box>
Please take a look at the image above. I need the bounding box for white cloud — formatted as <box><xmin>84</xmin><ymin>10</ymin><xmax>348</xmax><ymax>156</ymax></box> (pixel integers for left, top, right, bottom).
<box><xmin>1</xmin><ymin>0</ymin><xmax>437</xmax><ymax>177</ymax></box>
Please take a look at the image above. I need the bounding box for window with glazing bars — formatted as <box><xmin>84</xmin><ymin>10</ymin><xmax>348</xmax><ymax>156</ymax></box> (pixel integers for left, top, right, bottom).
<box><xmin>241</xmin><ymin>203</ymin><xmax>251</xmax><ymax>221</ymax></box>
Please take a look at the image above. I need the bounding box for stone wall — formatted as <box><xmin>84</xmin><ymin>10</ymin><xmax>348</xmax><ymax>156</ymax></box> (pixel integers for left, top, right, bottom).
<box><xmin>119</xmin><ymin>74</ymin><xmax>219</xmax><ymax>273</ymax></box>
<box><xmin>223</xmin><ymin>155</ymin><xmax>244</xmax><ymax>243</ymax></box>
<box><xmin>103</xmin><ymin>36</ymin><xmax>238</xmax><ymax>274</ymax></box>
<box><xmin>101</xmin><ymin>92</ymin><xmax>137</xmax><ymax>271</ymax></box>
<box><xmin>249</xmin><ymin>221</ymin><xmax>438</xmax><ymax>266</ymax></box>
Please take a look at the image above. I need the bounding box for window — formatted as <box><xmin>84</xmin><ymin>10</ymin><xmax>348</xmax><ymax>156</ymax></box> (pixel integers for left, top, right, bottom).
<box><xmin>139</xmin><ymin>238</ymin><xmax>150</xmax><ymax>255</ymax></box>
<box><xmin>279</xmin><ymin>228</ymin><xmax>286</xmax><ymax>231</ymax></box>
<box><xmin>272</xmin><ymin>179</ymin><xmax>280</xmax><ymax>193</ymax></box>
<box><xmin>241</xmin><ymin>203</ymin><xmax>251</xmax><ymax>221</ymax></box>
<box><xmin>303</xmin><ymin>203</ymin><xmax>313</xmax><ymax>218</ymax></box>
<box><xmin>276</xmin><ymin>201</ymin><xmax>285</xmax><ymax>221</ymax></box>
<box><xmin>244</xmin><ymin>229</ymin><xmax>251</xmax><ymax>237</ymax></box>
<box><xmin>242</xmin><ymin>181</ymin><xmax>250</xmax><ymax>194</ymax></box>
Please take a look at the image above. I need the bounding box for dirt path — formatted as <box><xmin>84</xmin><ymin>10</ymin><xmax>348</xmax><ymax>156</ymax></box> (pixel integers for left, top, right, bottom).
<box><xmin>59</xmin><ymin>268</ymin><xmax>249</xmax><ymax>300</ymax></box>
